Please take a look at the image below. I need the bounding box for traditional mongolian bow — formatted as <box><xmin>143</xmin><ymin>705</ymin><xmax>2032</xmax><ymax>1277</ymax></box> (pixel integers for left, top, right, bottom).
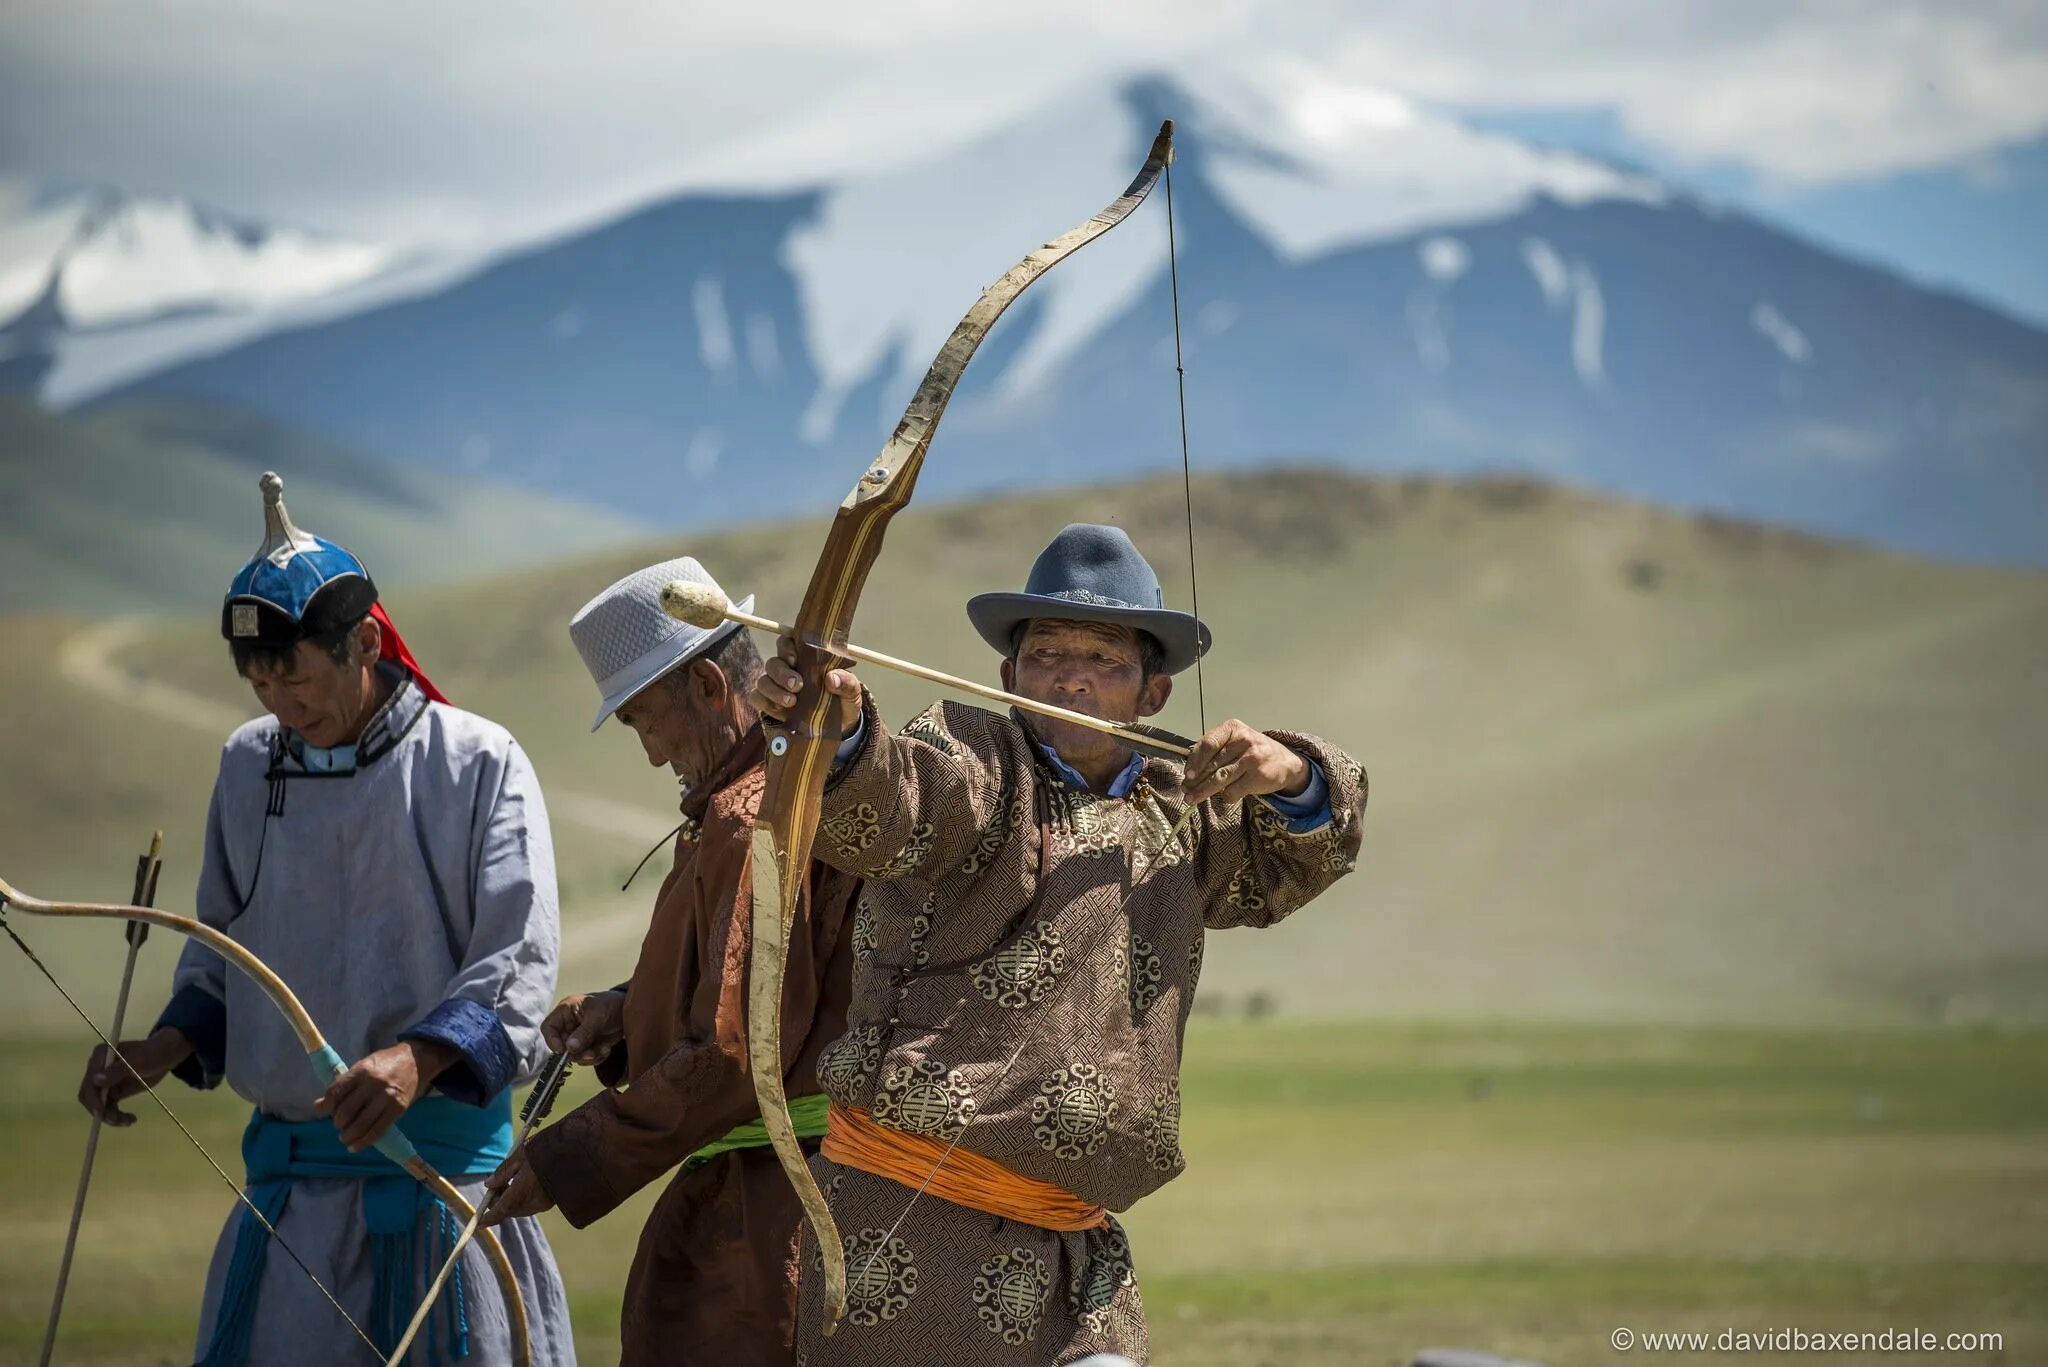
<box><xmin>746</xmin><ymin>118</ymin><xmax>1183</xmax><ymax>1334</ymax></box>
<box><xmin>378</xmin><ymin>1049</ymin><xmax>573</xmax><ymax>1366</ymax></box>
<box><xmin>38</xmin><ymin>832</ymin><xmax>163</xmax><ymax>1367</ymax></box>
<box><xmin>0</xmin><ymin>873</ymin><xmax>533</xmax><ymax>1367</ymax></box>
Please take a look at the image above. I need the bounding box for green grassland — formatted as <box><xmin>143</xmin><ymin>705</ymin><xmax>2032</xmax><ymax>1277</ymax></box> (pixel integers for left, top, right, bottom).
<box><xmin>4</xmin><ymin>1022</ymin><xmax>2044</xmax><ymax>1365</ymax></box>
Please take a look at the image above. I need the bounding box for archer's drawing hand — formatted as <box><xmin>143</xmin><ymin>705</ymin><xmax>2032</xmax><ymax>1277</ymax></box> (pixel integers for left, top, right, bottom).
<box><xmin>752</xmin><ymin>635</ymin><xmax>862</xmax><ymax>734</ymax></box>
<box><xmin>542</xmin><ymin>990</ymin><xmax>625</xmax><ymax>1067</ymax></box>
<box><xmin>481</xmin><ymin>1145</ymin><xmax>555</xmax><ymax>1227</ymax></box>
<box><xmin>315</xmin><ymin>1040</ymin><xmax>456</xmax><ymax>1152</ymax></box>
<box><xmin>78</xmin><ymin>1027</ymin><xmax>192</xmax><ymax>1126</ymax></box>
<box><xmin>1181</xmin><ymin>719</ymin><xmax>1313</xmax><ymax>806</ymax></box>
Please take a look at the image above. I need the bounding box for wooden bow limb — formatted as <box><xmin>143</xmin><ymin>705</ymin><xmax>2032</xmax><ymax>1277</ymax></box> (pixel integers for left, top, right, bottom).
<box><xmin>0</xmin><ymin>873</ymin><xmax>532</xmax><ymax>1367</ymax></box>
<box><xmin>38</xmin><ymin>831</ymin><xmax>163</xmax><ymax>1367</ymax></box>
<box><xmin>660</xmin><ymin>579</ymin><xmax>1193</xmax><ymax>761</ymax></box>
<box><xmin>379</xmin><ymin>1049</ymin><xmax>573</xmax><ymax>1367</ymax></box>
<box><xmin>748</xmin><ymin>120</ymin><xmax>1178</xmax><ymax>1337</ymax></box>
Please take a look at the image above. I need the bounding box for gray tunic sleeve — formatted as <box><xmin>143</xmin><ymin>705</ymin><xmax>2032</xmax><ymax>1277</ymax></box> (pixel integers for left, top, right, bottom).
<box><xmin>157</xmin><ymin>757</ymin><xmax>244</xmax><ymax>1089</ymax></box>
<box><xmin>400</xmin><ymin>739</ymin><xmax>561</xmax><ymax>1102</ymax></box>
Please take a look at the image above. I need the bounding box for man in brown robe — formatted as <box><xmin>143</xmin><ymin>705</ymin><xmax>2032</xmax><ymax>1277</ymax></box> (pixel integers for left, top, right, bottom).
<box><xmin>481</xmin><ymin>556</ymin><xmax>857</xmax><ymax>1366</ymax></box>
<box><xmin>752</xmin><ymin>523</ymin><xmax>1367</xmax><ymax>1364</ymax></box>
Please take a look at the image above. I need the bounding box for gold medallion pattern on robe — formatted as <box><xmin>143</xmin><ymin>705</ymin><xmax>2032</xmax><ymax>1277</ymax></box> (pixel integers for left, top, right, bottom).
<box><xmin>1046</xmin><ymin>784</ymin><xmax>1122</xmax><ymax>856</ymax></box>
<box><xmin>1143</xmin><ymin>1080</ymin><xmax>1182</xmax><ymax>1172</ymax></box>
<box><xmin>1071</xmin><ymin>1223</ymin><xmax>1138</xmax><ymax>1336</ymax></box>
<box><xmin>875</xmin><ymin>821</ymin><xmax>936</xmax><ymax>877</ymax></box>
<box><xmin>964</xmin><ymin>786</ymin><xmax>1027</xmax><ymax>877</ymax></box>
<box><xmin>851</xmin><ymin>897</ymin><xmax>878</xmax><ymax>968</ymax></box>
<box><xmin>972</xmin><ymin>921</ymin><xmax>1066</xmax><ymax>1008</ymax></box>
<box><xmin>900</xmin><ymin>711</ymin><xmax>960</xmax><ymax>758</ymax></box>
<box><xmin>973</xmin><ymin>1246</ymin><xmax>1052</xmax><ymax>1345</ymax></box>
<box><xmin>808</xmin><ymin>702</ymin><xmax>1367</xmax><ymax>1217</ymax></box>
<box><xmin>1253</xmin><ymin>787</ymin><xmax>1355</xmax><ymax>873</ymax></box>
<box><xmin>818</xmin><ymin>1024</ymin><xmax>885</xmax><ymax>1097</ymax></box>
<box><xmin>1031</xmin><ymin>1063</ymin><xmax>1118</xmax><ymax>1160</ymax></box>
<box><xmin>841</xmin><ymin>1228</ymin><xmax>919</xmax><ymax>1328</ymax></box>
<box><xmin>821</xmin><ymin>800</ymin><xmax>882</xmax><ymax>853</ymax></box>
<box><xmin>873</xmin><ymin>1059</ymin><xmax>976</xmax><ymax>1140</ymax></box>
<box><xmin>1132</xmin><ymin>788</ymin><xmax>1187</xmax><ymax>872</ymax></box>
<box><xmin>1316</xmin><ymin>823</ymin><xmax>1353</xmax><ymax>872</ymax></box>
<box><xmin>909</xmin><ymin>892</ymin><xmax>935</xmax><ymax>968</ymax></box>
<box><xmin>1225</xmin><ymin>861</ymin><xmax>1266</xmax><ymax>914</ymax></box>
<box><xmin>1127</xmin><ymin>934</ymin><xmax>1162</xmax><ymax>1013</ymax></box>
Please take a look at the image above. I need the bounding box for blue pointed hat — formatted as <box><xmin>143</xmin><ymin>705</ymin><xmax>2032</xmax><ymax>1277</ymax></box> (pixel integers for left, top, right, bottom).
<box><xmin>220</xmin><ymin>472</ymin><xmax>379</xmax><ymax>646</ymax></box>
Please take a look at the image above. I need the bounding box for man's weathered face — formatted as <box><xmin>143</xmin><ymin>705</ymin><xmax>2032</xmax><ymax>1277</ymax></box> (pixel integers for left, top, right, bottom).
<box><xmin>240</xmin><ymin>620</ymin><xmax>378</xmax><ymax>749</ymax></box>
<box><xmin>614</xmin><ymin>660</ymin><xmax>731</xmax><ymax>786</ymax></box>
<box><xmin>1001</xmin><ymin>618</ymin><xmax>1171</xmax><ymax>769</ymax></box>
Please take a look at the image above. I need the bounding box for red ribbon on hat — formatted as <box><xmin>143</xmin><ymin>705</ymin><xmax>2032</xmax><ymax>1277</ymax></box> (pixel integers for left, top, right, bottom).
<box><xmin>369</xmin><ymin>603</ymin><xmax>449</xmax><ymax>705</ymax></box>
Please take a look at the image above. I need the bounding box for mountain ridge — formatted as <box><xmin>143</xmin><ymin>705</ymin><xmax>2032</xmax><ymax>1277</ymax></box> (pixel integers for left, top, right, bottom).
<box><xmin>0</xmin><ymin>395</ymin><xmax>635</xmax><ymax>615</ymax></box>
<box><xmin>9</xmin><ymin>74</ymin><xmax>2045</xmax><ymax>563</ymax></box>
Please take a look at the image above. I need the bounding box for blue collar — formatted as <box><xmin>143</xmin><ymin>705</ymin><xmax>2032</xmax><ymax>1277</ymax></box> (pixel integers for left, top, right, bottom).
<box><xmin>1034</xmin><ymin>737</ymin><xmax>1146</xmax><ymax>798</ymax></box>
<box><xmin>293</xmin><ymin>740</ymin><xmax>356</xmax><ymax>774</ymax></box>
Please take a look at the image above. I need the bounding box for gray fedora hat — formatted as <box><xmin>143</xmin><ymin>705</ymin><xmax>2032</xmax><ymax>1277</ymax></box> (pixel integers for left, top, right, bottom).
<box><xmin>966</xmin><ymin>524</ymin><xmax>1211</xmax><ymax>674</ymax></box>
<box><xmin>569</xmin><ymin>556</ymin><xmax>754</xmax><ymax>731</ymax></box>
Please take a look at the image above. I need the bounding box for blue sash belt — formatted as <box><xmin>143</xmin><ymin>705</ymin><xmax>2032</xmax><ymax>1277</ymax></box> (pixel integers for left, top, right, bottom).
<box><xmin>196</xmin><ymin>1095</ymin><xmax>514</xmax><ymax>1367</ymax></box>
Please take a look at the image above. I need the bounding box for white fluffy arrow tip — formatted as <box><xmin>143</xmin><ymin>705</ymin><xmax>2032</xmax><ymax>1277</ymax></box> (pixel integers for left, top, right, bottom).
<box><xmin>660</xmin><ymin>579</ymin><xmax>731</xmax><ymax>629</ymax></box>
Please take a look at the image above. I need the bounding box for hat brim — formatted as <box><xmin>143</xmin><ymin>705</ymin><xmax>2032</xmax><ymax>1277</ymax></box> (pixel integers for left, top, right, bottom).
<box><xmin>965</xmin><ymin>592</ymin><xmax>1210</xmax><ymax>675</ymax></box>
<box><xmin>588</xmin><ymin>597</ymin><xmax>753</xmax><ymax>731</ymax></box>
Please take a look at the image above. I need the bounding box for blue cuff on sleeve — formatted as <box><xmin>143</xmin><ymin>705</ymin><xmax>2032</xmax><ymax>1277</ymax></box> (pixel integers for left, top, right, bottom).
<box><xmin>400</xmin><ymin>998</ymin><xmax>521</xmax><ymax>1106</ymax></box>
<box><xmin>1258</xmin><ymin>758</ymin><xmax>1332</xmax><ymax>833</ymax></box>
<box><xmin>155</xmin><ymin>984</ymin><xmax>227</xmax><ymax>1091</ymax></box>
<box><xmin>831</xmin><ymin>713</ymin><xmax>868</xmax><ymax>770</ymax></box>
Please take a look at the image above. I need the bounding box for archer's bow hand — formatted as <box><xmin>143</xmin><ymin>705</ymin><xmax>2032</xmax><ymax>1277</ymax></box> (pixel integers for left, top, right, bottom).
<box><xmin>481</xmin><ymin>1146</ymin><xmax>556</xmax><ymax>1227</ymax></box>
<box><xmin>752</xmin><ymin>635</ymin><xmax>861</xmax><ymax>733</ymax></box>
<box><xmin>315</xmin><ymin>1039</ymin><xmax>455</xmax><ymax>1152</ymax></box>
<box><xmin>77</xmin><ymin>1027</ymin><xmax>191</xmax><ymax>1126</ymax></box>
<box><xmin>542</xmin><ymin>990</ymin><xmax>625</xmax><ymax>1067</ymax></box>
<box><xmin>1181</xmin><ymin>720</ymin><xmax>1314</xmax><ymax>805</ymax></box>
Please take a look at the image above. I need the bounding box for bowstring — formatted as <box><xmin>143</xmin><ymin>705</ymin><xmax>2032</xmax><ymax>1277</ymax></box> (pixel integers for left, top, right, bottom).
<box><xmin>379</xmin><ymin>1048</ymin><xmax>573</xmax><ymax>1367</ymax></box>
<box><xmin>860</xmin><ymin>158</ymin><xmax>1209</xmax><ymax>1276</ymax></box>
<box><xmin>1164</xmin><ymin>147</ymin><xmax>1207</xmax><ymax>735</ymax></box>
<box><xmin>861</xmin><ymin>799</ymin><xmax>1202</xmax><ymax>1268</ymax></box>
<box><xmin>2</xmin><ymin>916</ymin><xmax>382</xmax><ymax>1360</ymax></box>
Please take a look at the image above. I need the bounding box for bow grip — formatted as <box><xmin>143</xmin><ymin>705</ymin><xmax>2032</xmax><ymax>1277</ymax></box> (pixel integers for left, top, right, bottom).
<box><xmin>306</xmin><ymin>1044</ymin><xmax>425</xmax><ymax>1166</ymax></box>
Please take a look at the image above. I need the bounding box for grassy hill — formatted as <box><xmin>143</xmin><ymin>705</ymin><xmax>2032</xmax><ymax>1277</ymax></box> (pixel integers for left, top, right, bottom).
<box><xmin>0</xmin><ymin>396</ymin><xmax>636</xmax><ymax>614</ymax></box>
<box><xmin>4</xmin><ymin>467</ymin><xmax>2044</xmax><ymax>1033</ymax></box>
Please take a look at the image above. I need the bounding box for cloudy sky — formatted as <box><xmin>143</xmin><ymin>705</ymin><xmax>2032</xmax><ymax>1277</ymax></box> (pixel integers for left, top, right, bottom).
<box><xmin>4</xmin><ymin>0</ymin><xmax>2045</xmax><ymax>320</ymax></box>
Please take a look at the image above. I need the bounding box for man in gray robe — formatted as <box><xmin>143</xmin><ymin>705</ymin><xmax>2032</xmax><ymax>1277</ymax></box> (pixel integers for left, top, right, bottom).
<box><xmin>75</xmin><ymin>474</ymin><xmax>576</xmax><ymax>1366</ymax></box>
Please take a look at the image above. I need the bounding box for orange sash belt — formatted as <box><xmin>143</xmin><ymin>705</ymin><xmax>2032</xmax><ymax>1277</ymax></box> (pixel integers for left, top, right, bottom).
<box><xmin>822</xmin><ymin>1103</ymin><xmax>1109</xmax><ymax>1232</ymax></box>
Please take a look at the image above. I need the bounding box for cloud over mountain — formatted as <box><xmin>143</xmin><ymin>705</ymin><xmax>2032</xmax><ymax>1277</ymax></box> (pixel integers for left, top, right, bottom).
<box><xmin>21</xmin><ymin>75</ymin><xmax>2039</xmax><ymax>566</ymax></box>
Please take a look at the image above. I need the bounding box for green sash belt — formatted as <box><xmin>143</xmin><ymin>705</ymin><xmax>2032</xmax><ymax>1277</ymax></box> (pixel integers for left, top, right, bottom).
<box><xmin>681</xmin><ymin>1093</ymin><xmax>829</xmax><ymax>1174</ymax></box>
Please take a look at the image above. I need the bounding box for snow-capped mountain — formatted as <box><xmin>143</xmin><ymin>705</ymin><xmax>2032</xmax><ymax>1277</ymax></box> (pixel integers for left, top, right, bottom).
<box><xmin>0</xmin><ymin>180</ymin><xmax>452</xmax><ymax>395</ymax></box>
<box><xmin>0</xmin><ymin>182</ymin><xmax>393</xmax><ymax>330</ymax></box>
<box><xmin>29</xmin><ymin>71</ymin><xmax>2048</xmax><ymax>563</ymax></box>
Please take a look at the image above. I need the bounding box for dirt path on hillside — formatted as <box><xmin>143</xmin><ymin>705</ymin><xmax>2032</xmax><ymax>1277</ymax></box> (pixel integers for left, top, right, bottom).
<box><xmin>58</xmin><ymin>618</ymin><xmax>675</xmax><ymax>845</ymax></box>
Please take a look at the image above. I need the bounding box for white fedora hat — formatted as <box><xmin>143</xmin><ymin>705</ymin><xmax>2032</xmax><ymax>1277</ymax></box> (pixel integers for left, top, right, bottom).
<box><xmin>568</xmin><ymin>556</ymin><xmax>754</xmax><ymax>731</ymax></box>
